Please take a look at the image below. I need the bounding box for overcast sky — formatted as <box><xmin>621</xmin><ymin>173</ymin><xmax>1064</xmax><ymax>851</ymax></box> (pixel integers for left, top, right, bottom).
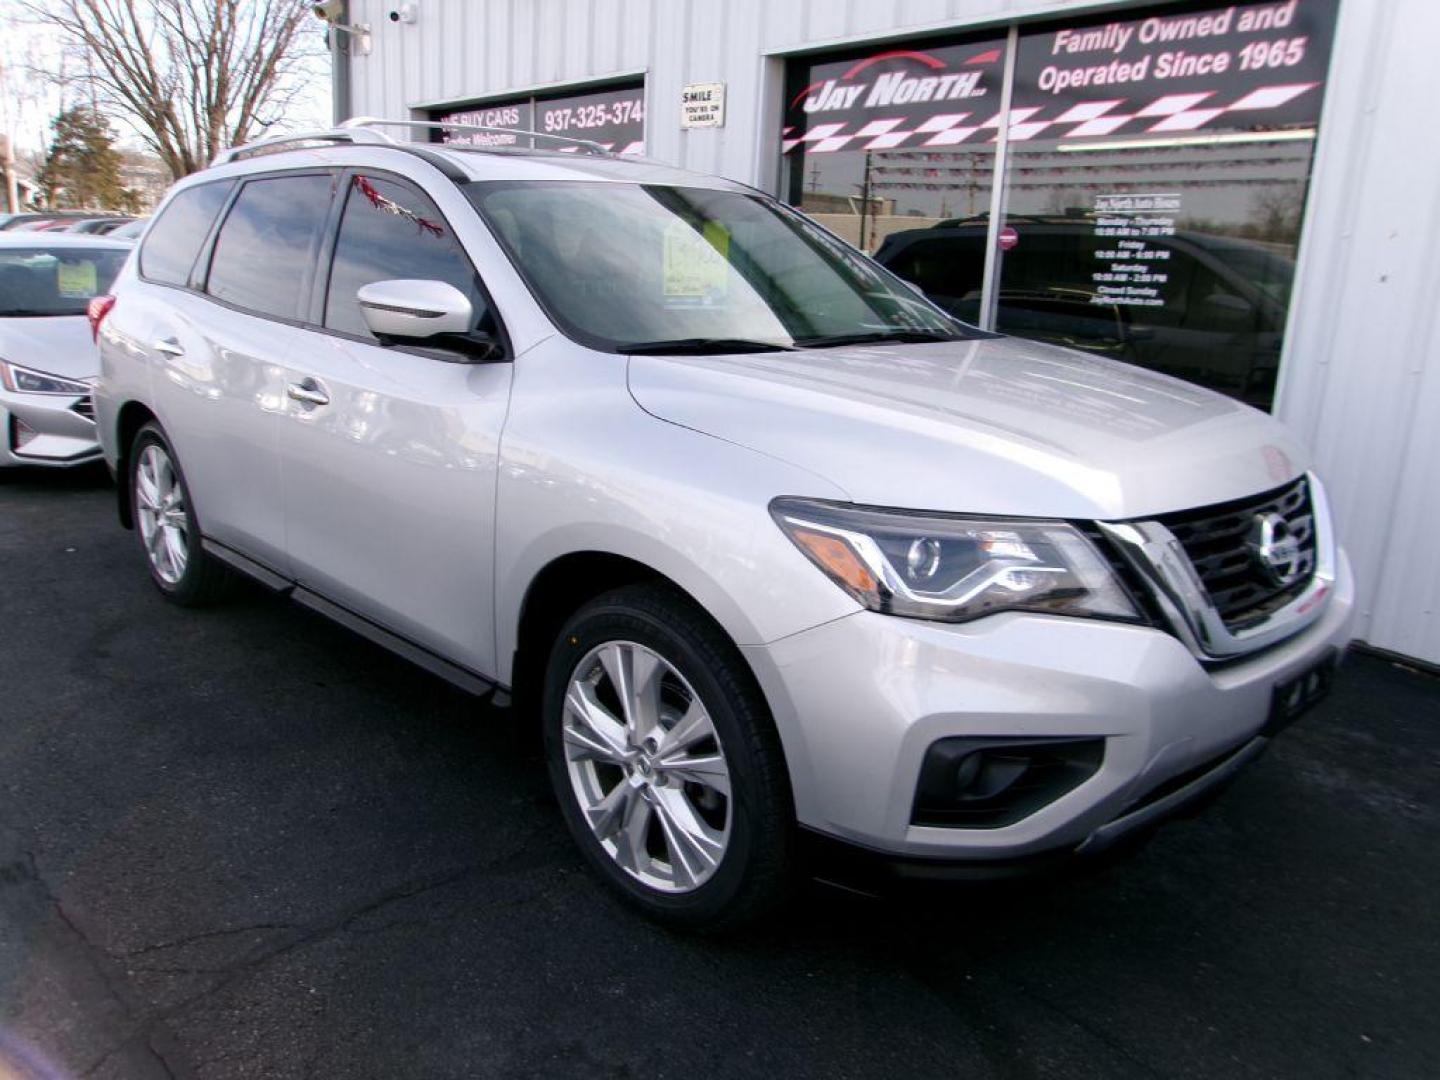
<box><xmin>0</xmin><ymin>7</ymin><xmax>333</xmax><ymax>159</ymax></box>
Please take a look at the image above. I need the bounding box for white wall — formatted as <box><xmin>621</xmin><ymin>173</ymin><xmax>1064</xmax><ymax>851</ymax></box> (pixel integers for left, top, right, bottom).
<box><xmin>1275</xmin><ymin>0</ymin><xmax>1440</xmax><ymax>664</ymax></box>
<box><xmin>348</xmin><ymin>0</ymin><xmax>1440</xmax><ymax>664</ymax></box>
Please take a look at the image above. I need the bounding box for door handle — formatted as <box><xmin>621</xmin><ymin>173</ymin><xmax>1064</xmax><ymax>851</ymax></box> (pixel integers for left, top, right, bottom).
<box><xmin>152</xmin><ymin>337</ymin><xmax>185</xmax><ymax>357</ymax></box>
<box><xmin>286</xmin><ymin>378</ymin><xmax>330</xmax><ymax>408</ymax></box>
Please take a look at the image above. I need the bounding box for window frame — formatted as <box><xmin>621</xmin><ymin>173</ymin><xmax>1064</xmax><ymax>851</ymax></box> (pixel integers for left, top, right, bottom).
<box><xmin>196</xmin><ymin>167</ymin><xmax>340</xmax><ymax>327</ymax></box>
<box><xmin>136</xmin><ymin>178</ymin><xmax>238</xmax><ymax>291</ymax></box>
<box><xmin>139</xmin><ymin>163</ymin><xmax>512</xmax><ymax>364</ymax></box>
<box><xmin>311</xmin><ymin>166</ymin><xmax>511</xmax><ymax>362</ymax></box>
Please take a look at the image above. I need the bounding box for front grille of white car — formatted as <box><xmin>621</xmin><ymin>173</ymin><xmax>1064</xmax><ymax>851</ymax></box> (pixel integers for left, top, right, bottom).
<box><xmin>1155</xmin><ymin>477</ymin><xmax>1316</xmax><ymax>632</ymax></box>
<box><xmin>70</xmin><ymin>394</ymin><xmax>96</xmax><ymax>423</ymax></box>
<box><xmin>1093</xmin><ymin>473</ymin><xmax>1335</xmax><ymax>662</ymax></box>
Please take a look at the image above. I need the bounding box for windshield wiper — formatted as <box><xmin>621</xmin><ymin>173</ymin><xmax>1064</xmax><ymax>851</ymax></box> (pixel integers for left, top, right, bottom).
<box><xmin>793</xmin><ymin>329</ymin><xmax>960</xmax><ymax>348</ymax></box>
<box><xmin>616</xmin><ymin>337</ymin><xmax>797</xmax><ymax>355</ymax></box>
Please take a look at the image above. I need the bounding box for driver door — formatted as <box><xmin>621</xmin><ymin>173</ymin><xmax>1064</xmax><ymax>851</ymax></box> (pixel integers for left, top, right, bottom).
<box><xmin>276</xmin><ymin>170</ymin><xmax>512</xmax><ymax>676</ymax></box>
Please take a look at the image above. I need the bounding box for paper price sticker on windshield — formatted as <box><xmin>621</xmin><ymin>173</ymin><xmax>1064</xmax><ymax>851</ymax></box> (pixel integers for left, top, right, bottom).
<box><xmin>662</xmin><ymin>221</ymin><xmax>730</xmax><ymax>305</ymax></box>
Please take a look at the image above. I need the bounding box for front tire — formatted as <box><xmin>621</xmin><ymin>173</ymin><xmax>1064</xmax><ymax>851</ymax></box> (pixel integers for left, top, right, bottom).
<box><xmin>541</xmin><ymin>583</ymin><xmax>793</xmax><ymax>931</ymax></box>
<box><xmin>129</xmin><ymin>422</ymin><xmax>231</xmax><ymax>606</ymax></box>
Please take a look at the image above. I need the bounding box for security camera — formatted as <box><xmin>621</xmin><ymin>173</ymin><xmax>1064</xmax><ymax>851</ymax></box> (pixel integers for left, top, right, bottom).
<box><xmin>313</xmin><ymin>1</ymin><xmax>371</xmax><ymax>54</ymax></box>
<box><xmin>388</xmin><ymin>4</ymin><xmax>416</xmax><ymax>23</ymax></box>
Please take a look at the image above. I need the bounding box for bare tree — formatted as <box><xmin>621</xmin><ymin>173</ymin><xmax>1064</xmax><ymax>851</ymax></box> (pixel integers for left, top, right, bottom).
<box><xmin>20</xmin><ymin>0</ymin><xmax>322</xmax><ymax>180</ymax></box>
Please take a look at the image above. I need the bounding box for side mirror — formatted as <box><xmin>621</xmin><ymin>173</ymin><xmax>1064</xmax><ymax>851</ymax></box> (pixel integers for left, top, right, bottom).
<box><xmin>357</xmin><ymin>279</ymin><xmax>474</xmax><ymax>340</ymax></box>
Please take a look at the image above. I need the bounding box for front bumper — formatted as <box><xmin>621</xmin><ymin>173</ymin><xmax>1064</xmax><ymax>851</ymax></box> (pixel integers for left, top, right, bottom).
<box><xmin>0</xmin><ymin>386</ymin><xmax>101</xmax><ymax>467</ymax></box>
<box><xmin>744</xmin><ymin>548</ymin><xmax>1356</xmax><ymax>863</ymax></box>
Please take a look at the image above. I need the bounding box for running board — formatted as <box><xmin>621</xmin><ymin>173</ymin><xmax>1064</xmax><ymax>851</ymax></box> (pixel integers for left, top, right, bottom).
<box><xmin>200</xmin><ymin>538</ymin><xmax>509</xmax><ymax>704</ymax></box>
<box><xmin>201</xmin><ymin>538</ymin><xmax>292</xmax><ymax>592</ymax></box>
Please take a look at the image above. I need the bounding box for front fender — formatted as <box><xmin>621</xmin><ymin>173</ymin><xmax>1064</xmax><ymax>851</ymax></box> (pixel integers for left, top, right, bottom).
<box><xmin>492</xmin><ymin>339</ymin><xmax>858</xmax><ymax>682</ymax></box>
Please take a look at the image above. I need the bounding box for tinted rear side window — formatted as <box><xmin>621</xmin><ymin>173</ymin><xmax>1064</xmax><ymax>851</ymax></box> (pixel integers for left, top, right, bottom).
<box><xmin>206</xmin><ymin>174</ymin><xmax>334</xmax><ymax>321</ymax></box>
<box><xmin>139</xmin><ymin>181</ymin><xmax>234</xmax><ymax>286</ymax></box>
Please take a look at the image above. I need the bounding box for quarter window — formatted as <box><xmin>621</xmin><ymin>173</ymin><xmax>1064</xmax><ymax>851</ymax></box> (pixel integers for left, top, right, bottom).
<box><xmin>139</xmin><ymin>180</ymin><xmax>234</xmax><ymax>286</ymax></box>
<box><xmin>323</xmin><ymin>174</ymin><xmax>488</xmax><ymax>340</ymax></box>
<box><xmin>206</xmin><ymin>174</ymin><xmax>334</xmax><ymax>321</ymax></box>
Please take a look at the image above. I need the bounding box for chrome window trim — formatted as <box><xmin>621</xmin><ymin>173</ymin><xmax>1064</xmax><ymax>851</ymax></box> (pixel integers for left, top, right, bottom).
<box><xmin>1097</xmin><ymin>472</ymin><xmax>1337</xmax><ymax>661</ymax></box>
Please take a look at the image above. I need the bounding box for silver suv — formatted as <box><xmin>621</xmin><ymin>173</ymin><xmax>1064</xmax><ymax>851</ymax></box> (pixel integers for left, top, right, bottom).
<box><xmin>94</xmin><ymin>120</ymin><xmax>1356</xmax><ymax>929</ymax></box>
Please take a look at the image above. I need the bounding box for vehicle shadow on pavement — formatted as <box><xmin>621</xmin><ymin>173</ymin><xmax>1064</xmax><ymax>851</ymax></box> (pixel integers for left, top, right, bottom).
<box><xmin>0</xmin><ymin>462</ymin><xmax>112</xmax><ymax>490</ymax></box>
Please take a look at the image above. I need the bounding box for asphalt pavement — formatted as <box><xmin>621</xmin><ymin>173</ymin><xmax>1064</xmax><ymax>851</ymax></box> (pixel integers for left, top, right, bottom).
<box><xmin>1</xmin><ymin>465</ymin><xmax>1436</xmax><ymax>1079</ymax></box>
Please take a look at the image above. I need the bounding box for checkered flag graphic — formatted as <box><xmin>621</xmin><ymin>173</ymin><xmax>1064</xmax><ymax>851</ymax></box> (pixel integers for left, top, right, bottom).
<box><xmin>782</xmin><ymin>83</ymin><xmax>1319</xmax><ymax>154</ymax></box>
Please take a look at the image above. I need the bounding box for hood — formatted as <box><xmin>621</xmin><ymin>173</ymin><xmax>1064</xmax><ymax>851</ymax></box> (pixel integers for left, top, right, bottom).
<box><xmin>0</xmin><ymin>316</ymin><xmax>97</xmax><ymax>381</ymax></box>
<box><xmin>627</xmin><ymin>336</ymin><xmax>1308</xmax><ymax>520</ymax></box>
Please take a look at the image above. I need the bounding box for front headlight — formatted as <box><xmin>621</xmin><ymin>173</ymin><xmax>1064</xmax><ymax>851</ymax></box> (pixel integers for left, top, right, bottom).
<box><xmin>0</xmin><ymin>359</ymin><xmax>91</xmax><ymax>396</ymax></box>
<box><xmin>770</xmin><ymin>497</ymin><xmax>1141</xmax><ymax>624</ymax></box>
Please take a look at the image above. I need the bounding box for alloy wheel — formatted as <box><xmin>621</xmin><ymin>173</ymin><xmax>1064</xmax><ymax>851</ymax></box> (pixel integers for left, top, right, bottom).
<box><xmin>134</xmin><ymin>443</ymin><xmax>189</xmax><ymax>585</ymax></box>
<box><xmin>562</xmin><ymin>641</ymin><xmax>732</xmax><ymax>893</ymax></box>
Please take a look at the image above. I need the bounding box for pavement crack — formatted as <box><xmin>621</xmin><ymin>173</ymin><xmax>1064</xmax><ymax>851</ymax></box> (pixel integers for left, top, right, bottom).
<box><xmin>23</xmin><ymin>850</ymin><xmax>139</xmax><ymax>1019</ymax></box>
<box><xmin>144</xmin><ymin>1032</ymin><xmax>179</xmax><ymax>1080</ymax></box>
<box><xmin>1006</xmin><ymin>976</ymin><xmax>1170</xmax><ymax>1080</ymax></box>
<box><xmin>116</xmin><ymin>922</ymin><xmax>296</xmax><ymax>960</ymax></box>
<box><xmin>342</xmin><ymin>875</ymin><xmax>568</xmax><ymax>938</ymax></box>
<box><xmin>9</xmin><ymin>847</ymin><xmax>184</xmax><ymax>1080</ymax></box>
<box><xmin>76</xmin><ymin>835</ymin><xmax>548</xmax><ymax>1076</ymax></box>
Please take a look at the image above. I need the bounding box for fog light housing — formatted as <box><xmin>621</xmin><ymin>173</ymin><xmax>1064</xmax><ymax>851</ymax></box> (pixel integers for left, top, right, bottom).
<box><xmin>12</xmin><ymin>416</ymin><xmax>38</xmax><ymax>450</ymax></box>
<box><xmin>912</xmin><ymin>737</ymin><xmax>1105</xmax><ymax>828</ymax></box>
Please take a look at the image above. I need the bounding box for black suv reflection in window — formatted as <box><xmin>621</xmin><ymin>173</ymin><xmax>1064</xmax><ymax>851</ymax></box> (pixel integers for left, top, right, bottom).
<box><xmin>874</xmin><ymin>216</ymin><xmax>1294</xmax><ymax>410</ymax></box>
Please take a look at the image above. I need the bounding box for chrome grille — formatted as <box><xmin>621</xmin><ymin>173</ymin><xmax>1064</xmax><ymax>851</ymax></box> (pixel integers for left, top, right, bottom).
<box><xmin>1157</xmin><ymin>477</ymin><xmax>1316</xmax><ymax>631</ymax></box>
<box><xmin>71</xmin><ymin>394</ymin><xmax>96</xmax><ymax>423</ymax></box>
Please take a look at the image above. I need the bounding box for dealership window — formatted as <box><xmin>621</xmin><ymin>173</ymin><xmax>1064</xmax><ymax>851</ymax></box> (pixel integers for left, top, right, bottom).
<box><xmin>431</xmin><ymin>81</ymin><xmax>645</xmax><ymax>154</ymax></box>
<box><xmin>782</xmin><ymin>33</ymin><xmax>1008</xmax><ymax>322</ymax></box>
<box><xmin>782</xmin><ymin>0</ymin><xmax>1338</xmax><ymax>410</ymax></box>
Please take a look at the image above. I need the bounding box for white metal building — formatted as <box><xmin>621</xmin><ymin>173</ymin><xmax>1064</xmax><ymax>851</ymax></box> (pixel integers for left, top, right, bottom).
<box><xmin>335</xmin><ymin>0</ymin><xmax>1440</xmax><ymax>666</ymax></box>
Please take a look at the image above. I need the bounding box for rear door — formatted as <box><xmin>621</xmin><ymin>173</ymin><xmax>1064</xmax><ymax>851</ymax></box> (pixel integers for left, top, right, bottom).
<box><xmin>276</xmin><ymin>169</ymin><xmax>513</xmax><ymax>675</ymax></box>
<box><xmin>146</xmin><ymin>171</ymin><xmax>336</xmax><ymax>572</ymax></box>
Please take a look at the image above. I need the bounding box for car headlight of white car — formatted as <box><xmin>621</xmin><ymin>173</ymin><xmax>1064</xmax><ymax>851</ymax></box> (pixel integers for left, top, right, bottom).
<box><xmin>0</xmin><ymin>359</ymin><xmax>92</xmax><ymax>396</ymax></box>
<box><xmin>771</xmin><ymin>497</ymin><xmax>1141</xmax><ymax>623</ymax></box>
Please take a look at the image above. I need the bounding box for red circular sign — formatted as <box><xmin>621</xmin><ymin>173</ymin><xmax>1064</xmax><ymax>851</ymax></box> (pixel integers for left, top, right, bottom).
<box><xmin>998</xmin><ymin>225</ymin><xmax>1019</xmax><ymax>251</ymax></box>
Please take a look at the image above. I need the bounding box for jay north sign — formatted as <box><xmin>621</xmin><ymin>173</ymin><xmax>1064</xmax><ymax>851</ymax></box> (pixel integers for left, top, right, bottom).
<box><xmin>792</xmin><ymin>49</ymin><xmax>998</xmax><ymax>115</ymax></box>
<box><xmin>784</xmin><ymin>40</ymin><xmax>1007</xmax><ymax>147</ymax></box>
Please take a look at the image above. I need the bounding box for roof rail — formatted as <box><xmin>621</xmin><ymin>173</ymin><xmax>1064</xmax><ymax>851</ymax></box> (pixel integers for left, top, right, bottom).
<box><xmin>210</xmin><ymin>116</ymin><xmax>616</xmax><ymax>169</ymax></box>
<box><xmin>211</xmin><ymin>126</ymin><xmax>396</xmax><ymax>166</ymax></box>
<box><xmin>339</xmin><ymin>116</ymin><xmax>613</xmax><ymax>156</ymax></box>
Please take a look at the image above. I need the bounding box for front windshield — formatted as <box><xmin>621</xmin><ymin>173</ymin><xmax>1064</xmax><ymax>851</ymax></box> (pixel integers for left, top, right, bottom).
<box><xmin>0</xmin><ymin>248</ymin><xmax>128</xmax><ymax>317</ymax></box>
<box><xmin>467</xmin><ymin>181</ymin><xmax>973</xmax><ymax>352</ymax></box>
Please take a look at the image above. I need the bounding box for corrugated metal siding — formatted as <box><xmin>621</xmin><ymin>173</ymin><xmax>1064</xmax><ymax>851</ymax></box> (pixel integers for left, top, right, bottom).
<box><xmin>347</xmin><ymin>0</ymin><xmax>1440</xmax><ymax>663</ymax></box>
<box><xmin>350</xmin><ymin>0</ymin><xmax>1119</xmax><ymax>172</ymax></box>
<box><xmin>1275</xmin><ymin>0</ymin><xmax>1440</xmax><ymax>663</ymax></box>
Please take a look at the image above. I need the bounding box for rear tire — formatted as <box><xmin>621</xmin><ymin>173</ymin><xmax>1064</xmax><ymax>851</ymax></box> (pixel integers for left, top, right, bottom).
<box><xmin>129</xmin><ymin>422</ymin><xmax>232</xmax><ymax>606</ymax></box>
<box><xmin>541</xmin><ymin>582</ymin><xmax>793</xmax><ymax>932</ymax></box>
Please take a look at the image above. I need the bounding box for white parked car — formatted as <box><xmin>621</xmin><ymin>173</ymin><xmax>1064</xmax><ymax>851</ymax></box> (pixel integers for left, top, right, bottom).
<box><xmin>0</xmin><ymin>234</ymin><xmax>130</xmax><ymax>468</ymax></box>
<box><xmin>93</xmin><ymin>121</ymin><xmax>1355</xmax><ymax>929</ymax></box>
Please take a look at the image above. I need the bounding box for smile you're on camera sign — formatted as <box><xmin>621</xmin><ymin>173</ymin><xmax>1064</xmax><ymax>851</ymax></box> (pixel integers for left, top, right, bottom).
<box><xmin>681</xmin><ymin>83</ymin><xmax>726</xmax><ymax>128</ymax></box>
